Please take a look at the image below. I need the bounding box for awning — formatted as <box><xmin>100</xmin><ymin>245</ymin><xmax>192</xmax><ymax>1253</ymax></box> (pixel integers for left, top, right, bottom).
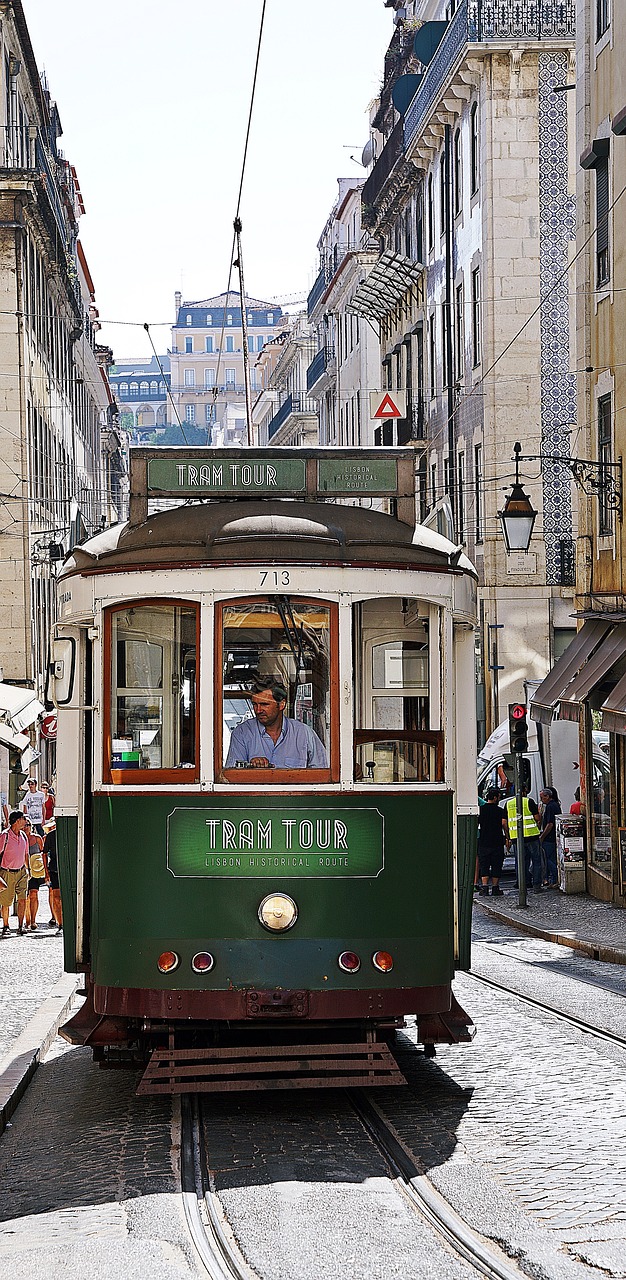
<box><xmin>0</xmin><ymin>723</ymin><xmax>31</xmax><ymax>751</ymax></box>
<box><xmin>0</xmin><ymin>681</ymin><xmax>45</xmax><ymax>729</ymax></box>
<box><xmin>530</xmin><ymin>620</ymin><xmax>612</xmax><ymax>724</ymax></box>
<box><xmin>347</xmin><ymin>250</ymin><xmax>424</xmax><ymax>321</ymax></box>
<box><xmin>601</xmin><ymin>669</ymin><xmax>626</xmax><ymax>735</ymax></box>
<box><xmin>558</xmin><ymin>625</ymin><xmax>626</xmax><ymax>721</ymax></box>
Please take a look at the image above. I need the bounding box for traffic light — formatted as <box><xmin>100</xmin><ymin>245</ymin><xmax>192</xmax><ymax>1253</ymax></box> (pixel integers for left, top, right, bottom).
<box><xmin>508</xmin><ymin>703</ymin><xmax>528</xmax><ymax>753</ymax></box>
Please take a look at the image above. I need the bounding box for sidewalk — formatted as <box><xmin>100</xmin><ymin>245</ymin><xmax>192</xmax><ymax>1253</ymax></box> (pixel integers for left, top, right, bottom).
<box><xmin>0</xmin><ymin>902</ymin><xmax>80</xmax><ymax>1135</ymax></box>
<box><xmin>474</xmin><ymin>884</ymin><xmax>626</xmax><ymax>965</ymax></box>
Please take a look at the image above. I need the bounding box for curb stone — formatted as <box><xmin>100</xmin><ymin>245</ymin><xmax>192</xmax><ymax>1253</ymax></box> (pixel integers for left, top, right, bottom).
<box><xmin>0</xmin><ymin>972</ymin><xmax>81</xmax><ymax>1135</ymax></box>
<box><xmin>474</xmin><ymin>898</ymin><xmax>626</xmax><ymax>966</ymax></box>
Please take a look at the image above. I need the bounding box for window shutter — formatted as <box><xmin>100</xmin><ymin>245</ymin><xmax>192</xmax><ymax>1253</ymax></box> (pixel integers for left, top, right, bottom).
<box><xmin>596</xmin><ymin>157</ymin><xmax>609</xmax><ymax>254</ymax></box>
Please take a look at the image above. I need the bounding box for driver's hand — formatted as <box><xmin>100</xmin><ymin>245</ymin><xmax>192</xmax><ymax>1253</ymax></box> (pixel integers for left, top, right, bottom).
<box><xmin>249</xmin><ymin>756</ymin><xmax>271</xmax><ymax>768</ymax></box>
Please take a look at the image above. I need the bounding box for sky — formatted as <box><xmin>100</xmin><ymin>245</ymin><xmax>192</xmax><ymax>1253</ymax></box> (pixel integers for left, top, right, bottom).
<box><xmin>23</xmin><ymin>0</ymin><xmax>393</xmax><ymax>360</ymax></box>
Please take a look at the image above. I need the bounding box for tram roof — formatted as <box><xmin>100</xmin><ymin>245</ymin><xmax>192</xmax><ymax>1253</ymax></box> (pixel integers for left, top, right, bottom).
<box><xmin>60</xmin><ymin>500</ymin><xmax>477</xmax><ymax>578</ymax></box>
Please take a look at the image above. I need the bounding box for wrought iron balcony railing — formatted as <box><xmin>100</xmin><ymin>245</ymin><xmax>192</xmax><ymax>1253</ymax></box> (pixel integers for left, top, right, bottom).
<box><xmin>267</xmin><ymin>392</ymin><xmax>318</xmax><ymax>440</ymax></box>
<box><xmin>306</xmin><ymin>345</ymin><xmax>336</xmax><ymax>392</ymax></box>
<box><xmin>405</xmin><ymin>0</ymin><xmax>575</xmax><ymax>152</ymax></box>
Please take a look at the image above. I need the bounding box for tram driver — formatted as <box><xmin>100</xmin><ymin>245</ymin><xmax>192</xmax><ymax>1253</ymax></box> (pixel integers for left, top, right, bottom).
<box><xmin>225</xmin><ymin>679</ymin><xmax>328</xmax><ymax>770</ymax></box>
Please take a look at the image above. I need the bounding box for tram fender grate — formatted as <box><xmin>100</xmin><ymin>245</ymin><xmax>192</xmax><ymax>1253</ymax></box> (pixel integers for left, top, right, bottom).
<box><xmin>137</xmin><ymin>1040</ymin><xmax>407</xmax><ymax>1094</ymax></box>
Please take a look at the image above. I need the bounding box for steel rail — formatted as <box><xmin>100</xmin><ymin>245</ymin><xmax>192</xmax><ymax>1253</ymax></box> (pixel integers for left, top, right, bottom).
<box><xmin>349</xmin><ymin>1090</ymin><xmax>526</xmax><ymax>1280</ymax></box>
<box><xmin>180</xmin><ymin>1094</ymin><xmax>258</xmax><ymax>1280</ymax></box>
<box><xmin>466</xmin><ymin>970</ymin><xmax>626</xmax><ymax>1050</ymax></box>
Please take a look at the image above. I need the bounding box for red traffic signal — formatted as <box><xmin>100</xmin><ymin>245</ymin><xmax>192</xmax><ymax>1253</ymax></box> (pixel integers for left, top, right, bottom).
<box><xmin>508</xmin><ymin>703</ymin><xmax>529</xmax><ymax>753</ymax></box>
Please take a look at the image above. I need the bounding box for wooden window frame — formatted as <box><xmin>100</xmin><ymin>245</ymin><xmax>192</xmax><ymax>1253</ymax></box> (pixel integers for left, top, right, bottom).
<box><xmin>216</xmin><ymin>596</ymin><xmax>340</xmax><ymax>786</ymax></box>
<box><xmin>103</xmin><ymin>598</ymin><xmax>200</xmax><ymax>786</ymax></box>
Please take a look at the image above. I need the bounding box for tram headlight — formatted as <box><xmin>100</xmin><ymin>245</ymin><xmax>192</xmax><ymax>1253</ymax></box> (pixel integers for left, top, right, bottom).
<box><xmin>338</xmin><ymin>950</ymin><xmax>361</xmax><ymax>973</ymax></box>
<box><xmin>157</xmin><ymin>950</ymin><xmax>180</xmax><ymax>974</ymax></box>
<box><xmin>191</xmin><ymin>952</ymin><xmax>215</xmax><ymax>973</ymax></box>
<box><xmin>372</xmin><ymin>950</ymin><xmax>394</xmax><ymax>973</ymax></box>
<box><xmin>258</xmin><ymin>893</ymin><xmax>298</xmax><ymax>932</ymax></box>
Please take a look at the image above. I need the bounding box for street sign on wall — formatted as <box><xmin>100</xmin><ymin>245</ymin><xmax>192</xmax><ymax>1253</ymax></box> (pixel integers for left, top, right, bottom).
<box><xmin>369</xmin><ymin>391</ymin><xmax>406</xmax><ymax>420</ymax></box>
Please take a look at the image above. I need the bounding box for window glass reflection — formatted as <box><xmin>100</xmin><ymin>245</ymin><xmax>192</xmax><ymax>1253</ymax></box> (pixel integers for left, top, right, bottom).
<box><xmin>222</xmin><ymin>599</ymin><xmax>331</xmax><ymax>774</ymax></box>
<box><xmin>110</xmin><ymin>604</ymin><xmax>196</xmax><ymax>774</ymax></box>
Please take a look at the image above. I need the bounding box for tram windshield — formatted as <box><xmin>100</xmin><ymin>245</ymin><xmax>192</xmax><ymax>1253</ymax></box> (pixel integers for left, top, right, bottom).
<box><xmin>107</xmin><ymin>603</ymin><xmax>198</xmax><ymax>778</ymax></box>
<box><xmin>220</xmin><ymin>598</ymin><xmax>332</xmax><ymax>777</ymax></box>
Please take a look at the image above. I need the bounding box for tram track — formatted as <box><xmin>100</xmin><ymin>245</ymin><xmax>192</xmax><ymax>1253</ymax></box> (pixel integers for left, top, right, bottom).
<box><xmin>181</xmin><ymin>1085</ymin><xmax>527</xmax><ymax>1280</ymax></box>
<box><xmin>180</xmin><ymin>1093</ymin><xmax>258</xmax><ymax>1280</ymax></box>
<box><xmin>466</xmin><ymin>969</ymin><xmax>626</xmax><ymax>1051</ymax></box>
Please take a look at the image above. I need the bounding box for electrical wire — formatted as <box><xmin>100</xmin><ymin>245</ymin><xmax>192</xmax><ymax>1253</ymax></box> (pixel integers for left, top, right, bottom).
<box><xmin>210</xmin><ymin>0</ymin><xmax>267</xmax><ymax>441</ymax></box>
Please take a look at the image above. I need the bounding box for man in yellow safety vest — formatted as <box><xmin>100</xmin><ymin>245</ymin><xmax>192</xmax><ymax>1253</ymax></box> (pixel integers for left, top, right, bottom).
<box><xmin>505</xmin><ymin>787</ymin><xmax>542</xmax><ymax>891</ymax></box>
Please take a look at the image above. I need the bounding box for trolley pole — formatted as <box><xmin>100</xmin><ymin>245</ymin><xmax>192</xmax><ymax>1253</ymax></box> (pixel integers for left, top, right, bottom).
<box><xmin>233</xmin><ymin>217</ymin><xmax>254</xmax><ymax>447</ymax></box>
<box><xmin>514</xmin><ymin>753</ymin><xmax>527</xmax><ymax>908</ymax></box>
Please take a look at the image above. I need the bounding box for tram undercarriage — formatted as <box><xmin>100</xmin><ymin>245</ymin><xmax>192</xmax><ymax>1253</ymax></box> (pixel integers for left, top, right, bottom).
<box><xmin>61</xmin><ymin>977</ymin><xmax>474</xmax><ymax>1093</ymax></box>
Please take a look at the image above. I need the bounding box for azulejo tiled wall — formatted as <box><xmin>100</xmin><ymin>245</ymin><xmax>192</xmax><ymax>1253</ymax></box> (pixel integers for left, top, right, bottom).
<box><xmin>538</xmin><ymin>50</ymin><xmax>577</xmax><ymax>586</ymax></box>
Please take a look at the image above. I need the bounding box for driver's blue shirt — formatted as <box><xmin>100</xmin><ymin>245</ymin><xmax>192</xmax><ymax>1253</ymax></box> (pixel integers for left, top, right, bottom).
<box><xmin>225</xmin><ymin>715</ymin><xmax>328</xmax><ymax>768</ymax></box>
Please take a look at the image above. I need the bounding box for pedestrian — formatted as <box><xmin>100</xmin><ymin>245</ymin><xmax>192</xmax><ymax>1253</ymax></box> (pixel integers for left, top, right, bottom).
<box><xmin>20</xmin><ymin>778</ymin><xmax>46</xmax><ymax>836</ymax></box>
<box><xmin>0</xmin><ymin>811</ymin><xmax>29</xmax><ymax>936</ymax></box>
<box><xmin>477</xmin><ymin>787</ymin><xmax>510</xmax><ymax>896</ymax></box>
<box><xmin>570</xmin><ymin>786</ymin><xmax>584</xmax><ymax>816</ymax></box>
<box><xmin>43</xmin><ymin>820</ymin><xmax>62</xmax><ymax>933</ymax></box>
<box><xmin>505</xmin><ymin>785</ymin><xmax>543</xmax><ymax>892</ymax></box>
<box><xmin>539</xmin><ymin>786</ymin><xmax>561</xmax><ymax>887</ymax></box>
<box><xmin>23</xmin><ymin>818</ymin><xmax>46</xmax><ymax>931</ymax></box>
<box><xmin>43</xmin><ymin>784</ymin><xmax>55</xmax><ymax>824</ymax></box>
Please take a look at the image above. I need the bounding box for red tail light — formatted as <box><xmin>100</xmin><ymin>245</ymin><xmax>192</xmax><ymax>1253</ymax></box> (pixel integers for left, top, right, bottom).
<box><xmin>157</xmin><ymin>950</ymin><xmax>179</xmax><ymax>973</ymax></box>
<box><xmin>338</xmin><ymin>950</ymin><xmax>361</xmax><ymax>973</ymax></box>
<box><xmin>372</xmin><ymin>951</ymin><xmax>394</xmax><ymax>973</ymax></box>
<box><xmin>191</xmin><ymin>952</ymin><xmax>215</xmax><ymax>973</ymax></box>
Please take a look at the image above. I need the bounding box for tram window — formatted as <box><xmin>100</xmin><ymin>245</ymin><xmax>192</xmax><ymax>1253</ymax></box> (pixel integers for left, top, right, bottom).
<box><xmin>353</xmin><ymin>600</ymin><xmax>442</xmax><ymax>783</ymax></box>
<box><xmin>219</xmin><ymin>598</ymin><xmax>334</xmax><ymax>778</ymax></box>
<box><xmin>106</xmin><ymin>603</ymin><xmax>198</xmax><ymax>781</ymax></box>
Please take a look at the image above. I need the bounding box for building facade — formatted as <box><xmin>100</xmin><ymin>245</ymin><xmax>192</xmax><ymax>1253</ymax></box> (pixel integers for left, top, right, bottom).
<box><xmin>255</xmin><ymin>313</ymin><xmax>318</xmax><ymax>447</ymax></box>
<box><xmin>306</xmin><ymin>180</ymin><xmax>381</xmax><ymax>450</ymax></box>
<box><xmin>169</xmin><ymin>291</ymin><xmax>284</xmax><ymax>446</ymax></box>
<box><xmin>355</xmin><ymin>0</ymin><xmax>578</xmax><ymax>742</ymax></box>
<box><xmin>0</xmin><ymin>1</ymin><xmax>124</xmax><ymax>797</ymax></box>
<box><xmin>532</xmin><ymin>0</ymin><xmax>626</xmax><ymax>904</ymax></box>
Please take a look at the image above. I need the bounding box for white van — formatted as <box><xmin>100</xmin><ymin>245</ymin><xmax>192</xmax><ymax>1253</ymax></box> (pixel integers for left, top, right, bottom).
<box><xmin>477</xmin><ymin>711</ymin><xmax>610</xmax><ymax>811</ymax></box>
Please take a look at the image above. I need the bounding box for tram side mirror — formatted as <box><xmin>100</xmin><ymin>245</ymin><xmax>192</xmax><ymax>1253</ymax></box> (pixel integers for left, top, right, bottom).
<box><xmin>50</xmin><ymin>637</ymin><xmax>76</xmax><ymax>706</ymax></box>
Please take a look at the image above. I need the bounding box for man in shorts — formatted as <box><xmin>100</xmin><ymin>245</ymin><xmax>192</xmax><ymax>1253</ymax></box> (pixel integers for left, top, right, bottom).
<box><xmin>0</xmin><ymin>811</ymin><xmax>29</xmax><ymax>937</ymax></box>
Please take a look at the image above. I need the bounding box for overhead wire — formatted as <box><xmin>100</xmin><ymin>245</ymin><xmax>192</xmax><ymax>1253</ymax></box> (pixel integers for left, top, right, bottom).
<box><xmin>210</xmin><ymin>0</ymin><xmax>268</xmax><ymax>444</ymax></box>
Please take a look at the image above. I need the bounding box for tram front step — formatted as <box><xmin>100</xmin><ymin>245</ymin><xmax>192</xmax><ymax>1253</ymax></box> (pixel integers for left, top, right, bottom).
<box><xmin>137</xmin><ymin>1040</ymin><xmax>407</xmax><ymax>1094</ymax></box>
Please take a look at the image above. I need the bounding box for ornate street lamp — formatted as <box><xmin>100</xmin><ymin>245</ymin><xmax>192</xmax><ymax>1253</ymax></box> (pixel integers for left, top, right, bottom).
<box><xmin>499</xmin><ymin>442</ymin><xmax>537</xmax><ymax>553</ymax></box>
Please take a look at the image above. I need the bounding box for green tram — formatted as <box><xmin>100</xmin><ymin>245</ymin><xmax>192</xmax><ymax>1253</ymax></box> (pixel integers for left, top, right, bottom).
<box><xmin>54</xmin><ymin>447</ymin><xmax>478</xmax><ymax>1092</ymax></box>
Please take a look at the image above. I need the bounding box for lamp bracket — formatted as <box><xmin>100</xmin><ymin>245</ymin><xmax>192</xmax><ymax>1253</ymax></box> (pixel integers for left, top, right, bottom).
<box><xmin>514</xmin><ymin>445</ymin><xmax>622</xmax><ymax>513</ymax></box>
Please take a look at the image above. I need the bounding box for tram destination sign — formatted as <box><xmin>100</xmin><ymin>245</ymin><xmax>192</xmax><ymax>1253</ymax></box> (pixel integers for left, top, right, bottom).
<box><xmin>166</xmin><ymin>807</ymin><xmax>385</xmax><ymax>878</ymax></box>
<box><xmin>317</xmin><ymin>457</ymin><xmax>398</xmax><ymax>494</ymax></box>
<box><xmin>147</xmin><ymin>456</ymin><xmax>307</xmax><ymax>496</ymax></box>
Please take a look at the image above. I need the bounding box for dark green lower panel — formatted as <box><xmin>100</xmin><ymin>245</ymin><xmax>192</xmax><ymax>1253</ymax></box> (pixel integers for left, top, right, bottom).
<box><xmin>456</xmin><ymin>813</ymin><xmax>478</xmax><ymax>970</ymax></box>
<box><xmin>56</xmin><ymin>815</ymin><xmax>78</xmax><ymax>973</ymax></box>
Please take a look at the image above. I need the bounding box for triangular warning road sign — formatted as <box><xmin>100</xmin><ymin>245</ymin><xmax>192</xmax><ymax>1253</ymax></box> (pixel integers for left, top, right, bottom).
<box><xmin>371</xmin><ymin>392</ymin><xmax>404</xmax><ymax>419</ymax></box>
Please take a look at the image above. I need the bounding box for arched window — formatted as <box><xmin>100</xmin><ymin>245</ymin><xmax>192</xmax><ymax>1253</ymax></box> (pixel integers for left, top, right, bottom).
<box><xmin>206</xmin><ymin>314</ymin><xmax>212</xmax><ymax>324</ymax></box>
<box><xmin>227</xmin><ymin>313</ymin><xmax>233</xmax><ymax>325</ymax></box>
<box><xmin>186</xmin><ymin>314</ymin><xmax>192</xmax><ymax>326</ymax></box>
<box><xmin>150</xmin><ymin>380</ymin><xmax>158</xmax><ymax>395</ymax></box>
<box><xmin>130</xmin><ymin>381</ymin><xmax>139</xmax><ymax>396</ymax></box>
<box><xmin>427</xmin><ymin>174</ymin><xmax>434</xmax><ymax>251</ymax></box>
<box><xmin>140</xmin><ymin>381</ymin><xmax>149</xmax><ymax>396</ymax></box>
<box><xmin>119</xmin><ymin>382</ymin><xmax>128</xmax><ymax>397</ymax></box>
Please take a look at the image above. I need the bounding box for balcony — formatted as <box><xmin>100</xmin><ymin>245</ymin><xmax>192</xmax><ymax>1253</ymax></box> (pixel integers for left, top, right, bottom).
<box><xmin>404</xmin><ymin>0</ymin><xmax>575</xmax><ymax>152</ymax></box>
<box><xmin>306</xmin><ymin>345</ymin><xmax>336</xmax><ymax>393</ymax></box>
<box><xmin>307</xmin><ymin>266</ymin><xmax>328</xmax><ymax>319</ymax></box>
<box><xmin>361</xmin><ymin>118</ymin><xmax>404</xmax><ymax>222</ymax></box>
<box><xmin>267</xmin><ymin>391</ymin><xmax>318</xmax><ymax>441</ymax></box>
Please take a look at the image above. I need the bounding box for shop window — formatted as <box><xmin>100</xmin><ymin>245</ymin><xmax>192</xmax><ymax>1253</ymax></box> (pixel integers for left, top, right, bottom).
<box><xmin>106</xmin><ymin>602</ymin><xmax>198</xmax><ymax>782</ymax></box>
<box><xmin>219</xmin><ymin>597</ymin><xmax>334</xmax><ymax>780</ymax></box>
